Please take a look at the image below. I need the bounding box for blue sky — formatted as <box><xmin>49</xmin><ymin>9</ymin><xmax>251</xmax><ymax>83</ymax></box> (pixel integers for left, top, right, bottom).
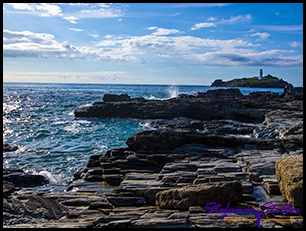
<box><xmin>3</xmin><ymin>3</ymin><xmax>303</xmax><ymax>86</ymax></box>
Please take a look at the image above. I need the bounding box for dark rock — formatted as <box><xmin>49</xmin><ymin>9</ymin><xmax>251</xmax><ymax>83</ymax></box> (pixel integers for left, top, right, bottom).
<box><xmin>249</xmin><ymin>91</ymin><xmax>280</xmax><ymax>98</ymax></box>
<box><xmin>3</xmin><ymin>143</ymin><xmax>18</xmax><ymax>152</ymax></box>
<box><xmin>75</xmin><ymin>88</ymin><xmax>303</xmax><ymax>123</ymax></box>
<box><xmin>3</xmin><ymin>168</ymin><xmax>48</xmax><ymax>187</ymax></box>
<box><xmin>253</xmin><ymin>127</ymin><xmax>278</xmax><ymax>139</ymax></box>
<box><xmin>199</xmin><ymin>88</ymin><xmax>243</xmax><ymax>98</ymax></box>
<box><xmin>103</xmin><ymin>94</ymin><xmax>132</xmax><ymax>102</ymax></box>
<box><xmin>125</xmin><ymin>128</ymin><xmax>280</xmax><ymax>151</ymax></box>
<box><xmin>204</xmin><ymin>119</ymin><xmax>255</xmax><ymax>135</ymax></box>
<box><xmin>103</xmin><ymin>174</ymin><xmax>123</xmax><ymax>186</ymax></box>
<box><xmin>89</xmin><ymin>201</ymin><xmax>114</xmax><ymax>210</ymax></box>
<box><xmin>107</xmin><ymin>196</ymin><xmax>146</xmax><ymax>207</ymax></box>
<box><xmin>283</xmin><ymin>87</ymin><xmax>303</xmax><ymax>100</ymax></box>
<box><xmin>3</xmin><ymin>180</ymin><xmax>16</xmax><ymax>198</ymax></box>
<box><xmin>6</xmin><ymin>191</ymin><xmax>68</xmax><ymax>220</ymax></box>
<box><xmin>150</xmin><ymin>117</ymin><xmax>205</xmax><ymax>129</ymax></box>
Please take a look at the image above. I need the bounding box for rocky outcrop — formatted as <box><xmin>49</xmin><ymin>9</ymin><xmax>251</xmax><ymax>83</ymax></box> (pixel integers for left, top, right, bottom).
<box><xmin>156</xmin><ymin>181</ymin><xmax>243</xmax><ymax>210</ymax></box>
<box><xmin>74</xmin><ymin>88</ymin><xmax>302</xmax><ymax>123</ymax></box>
<box><xmin>275</xmin><ymin>156</ymin><xmax>303</xmax><ymax>211</ymax></box>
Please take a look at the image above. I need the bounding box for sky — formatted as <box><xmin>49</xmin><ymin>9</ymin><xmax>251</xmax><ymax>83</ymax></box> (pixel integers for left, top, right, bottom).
<box><xmin>3</xmin><ymin>3</ymin><xmax>303</xmax><ymax>86</ymax></box>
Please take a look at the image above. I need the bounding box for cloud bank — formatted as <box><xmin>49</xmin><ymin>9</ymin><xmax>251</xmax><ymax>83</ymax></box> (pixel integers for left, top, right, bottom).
<box><xmin>3</xmin><ymin>28</ymin><xmax>303</xmax><ymax>68</ymax></box>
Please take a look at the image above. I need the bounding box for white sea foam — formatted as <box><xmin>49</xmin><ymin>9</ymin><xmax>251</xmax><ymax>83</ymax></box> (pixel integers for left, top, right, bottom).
<box><xmin>139</xmin><ymin>120</ymin><xmax>153</xmax><ymax>130</ymax></box>
<box><xmin>168</xmin><ymin>85</ymin><xmax>179</xmax><ymax>98</ymax></box>
<box><xmin>38</xmin><ymin>170</ymin><xmax>57</xmax><ymax>184</ymax></box>
<box><xmin>3</xmin><ymin>103</ymin><xmax>20</xmax><ymax>113</ymax></box>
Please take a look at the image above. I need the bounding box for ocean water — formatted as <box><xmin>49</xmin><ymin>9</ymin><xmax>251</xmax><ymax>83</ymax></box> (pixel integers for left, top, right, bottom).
<box><xmin>3</xmin><ymin>82</ymin><xmax>284</xmax><ymax>184</ymax></box>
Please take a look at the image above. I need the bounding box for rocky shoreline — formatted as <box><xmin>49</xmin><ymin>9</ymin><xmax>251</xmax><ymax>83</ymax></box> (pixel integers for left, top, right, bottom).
<box><xmin>3</xmin><ymin>88</ymin><xmax>303</xmax><ymax>228</ymax></box>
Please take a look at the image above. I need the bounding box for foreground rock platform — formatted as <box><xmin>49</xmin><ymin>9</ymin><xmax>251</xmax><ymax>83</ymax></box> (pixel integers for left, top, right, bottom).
<box><xmin>4</xmin><ymin>88</ymin><xmax>303</xmax><ymax>228</ymax></box>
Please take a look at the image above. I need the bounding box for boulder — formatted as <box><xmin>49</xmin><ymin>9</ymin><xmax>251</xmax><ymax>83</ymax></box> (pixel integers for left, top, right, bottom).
<box><xmin>275</xmin><ymin>156</ymin><xmax>303</xmax><ymax>211</ymax></box>
<box><xmin>156</xmin><ymin>181</ymin><xmax>243</xmax><ymax>210</ymax></box>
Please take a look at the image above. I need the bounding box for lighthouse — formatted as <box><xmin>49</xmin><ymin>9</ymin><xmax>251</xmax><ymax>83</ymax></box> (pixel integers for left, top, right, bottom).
<box><xmin>259</xmin><ymin>69</ymin><xmax>263</xmax><ymax>80</ymax></box>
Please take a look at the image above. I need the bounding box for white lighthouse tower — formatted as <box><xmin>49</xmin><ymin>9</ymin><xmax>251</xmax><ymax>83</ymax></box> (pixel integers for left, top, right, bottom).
<box><xmin>259</xmin><ymin>69</ymin><xmax>263</xmax><ymax>80</ymax></box>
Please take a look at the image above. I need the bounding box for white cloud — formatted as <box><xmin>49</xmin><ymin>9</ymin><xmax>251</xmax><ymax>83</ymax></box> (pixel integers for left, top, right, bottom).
<box><xmin>188</xmin><ymin>48</ymin><xmax>301</xmax><ymax>68</ymax></box>
<box><xmin>89</xmin><ymin>32</ymin><xmax>100</xmax><ymax>38</ymax></box>
<box><xmin>35</xmin><ymin>3</ymin><xmax>63</xmax><ymax>17</ymax></box>
<box><xmin>77</xmin><ymin>7</ymin><xmax>122</xmax><ymax>18</ymax></box>
<box><xmin>250</xmin><ymin>32</ymin><xmax>270</xmax><ymax>41</ymax></box>
<box><xmin>220</xmin><ymin>14</ymin><xmax>252</xmax><ymax>24</ymax></box>
<box><xmin>7</xmin><ymin>3</ymin><xmax>63</xmax><ymax>17</ymax></box>
<box><xmin>191</xmin><ymin>22</ymin><xmax>216</xmax><ymax>30</ymax></box>
<box><xmin>207</xmin><ymin>17</ymin><xmax>216</xmax><ymax>21</ymax></box>
<box><xmin>68</xmin><ymin>28</ymin><xmax>83</xmax><ymax>32</ymax></box>
<box><xmin>147</xmin><ymin>27</ymin><xmax>182</xmax><ymax>35</ymax></box>
<box><xmin>191</xmin><ymin>14</ymin><xmax>252</xmax><ymax>31</ymax></box>
<box><xmin>63</xmin><ymin>16</ymin><xmax>78</xmax><ymax>24</ymax></box>
<box><xmin>289</xmin><ymin>41</ymin><xmax>303</xmax><ymax>47</ymax></box>
<box><xmin>8</xmin><ymin>3</ymin><xmax>35</xmax><ymax>11</ymax></box>
<box><xmin>5</xmin><ymin>3</ymin><xmax>122</xmax><ymax>21</ymax></box>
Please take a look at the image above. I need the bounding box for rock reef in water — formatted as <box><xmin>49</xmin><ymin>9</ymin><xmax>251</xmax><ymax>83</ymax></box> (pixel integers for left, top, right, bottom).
<box><xmin>211</xmin><ymin>75</ymin><xmax>293</xmax><ymax>88</ymax></box>
<box><xmin>74</xmin><ymin>88</ymin><xmax>302</xmax><ymax>123</ymax></box>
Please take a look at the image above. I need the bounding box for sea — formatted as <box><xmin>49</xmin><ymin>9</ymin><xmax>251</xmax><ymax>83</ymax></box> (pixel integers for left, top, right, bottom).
<box><xmin>3</xmin><ymin>82</ymin><xmax>284</xmax><ymax>186</ymax></box>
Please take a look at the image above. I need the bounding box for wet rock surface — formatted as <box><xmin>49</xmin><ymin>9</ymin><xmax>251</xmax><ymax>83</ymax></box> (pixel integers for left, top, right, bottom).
<box><xmin>4</xmin><ymin>88</ymin><xmax>303</xmax><ymax>228</ymax></box>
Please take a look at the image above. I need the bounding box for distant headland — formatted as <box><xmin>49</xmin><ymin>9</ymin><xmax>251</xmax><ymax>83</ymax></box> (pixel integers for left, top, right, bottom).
<box><xmin>211</xmin><ymin>69</ymin><xmax>293</xmax><ymax>88</ymax></box>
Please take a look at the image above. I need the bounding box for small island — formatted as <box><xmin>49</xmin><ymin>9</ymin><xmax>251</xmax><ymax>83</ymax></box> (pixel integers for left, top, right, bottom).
<box><xmin>211</xmin><ymin>69</ymin><xmax>293</xmax><ymax>88</ymax></box>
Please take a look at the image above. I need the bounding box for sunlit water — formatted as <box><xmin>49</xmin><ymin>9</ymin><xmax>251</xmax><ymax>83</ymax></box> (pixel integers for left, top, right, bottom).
<box><xmin>3</xmin><ymin>82</ymin><xmax>283</xmax><ymax>184</ymax></box>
